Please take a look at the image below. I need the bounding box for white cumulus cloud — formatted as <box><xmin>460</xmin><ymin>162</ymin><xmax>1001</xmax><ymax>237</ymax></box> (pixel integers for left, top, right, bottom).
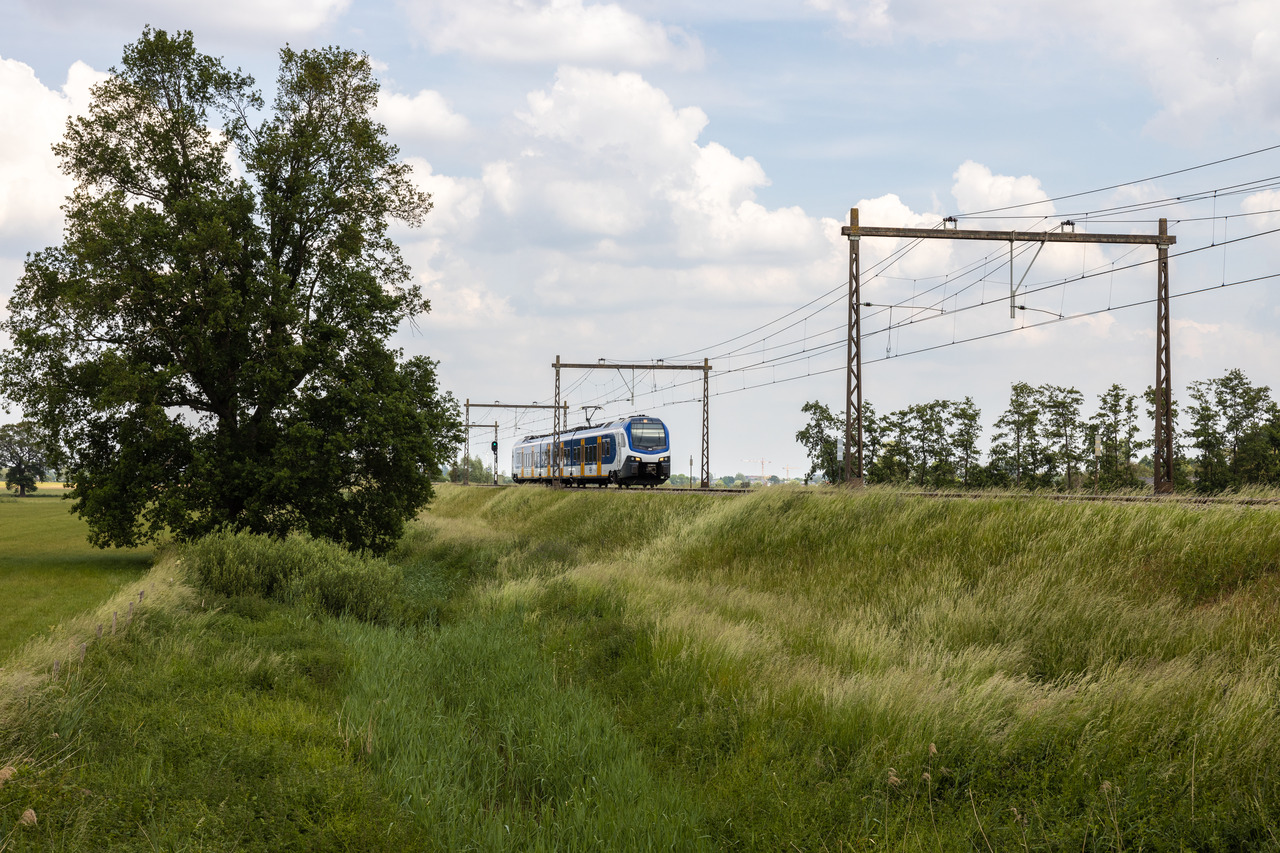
<box><xmin>403</xmin><ymin>158</ymin><xmax>485</xmax><ymax>235</ymax></box>
<box><xmin>21</xmin><ymin>0</ymin><xmax>350</xmax><ymax>36</ymax></box>
<box><xmin>807</xmin><ymin>0</ymin><xmax>1280</xmax><ymax>133</ymax></box>
<box><xmin>950</xmin><ymin>160</ymin><xmax>1051</xmax><ymax>219</ymax></box>
<box><xmin>401</xmin><ymin>0</ymin><xmax>704</xmax><ymax>68</ymax></box>
<box><xmin>1241</xmin><ymin>188</ymin><xmax>1280</xmax><ymax>229</ymax></box>
<box><xmin>375</xmin><ymin>89</ymin><xmax>470</xmax><ymax>142</ymax></box>
<box><xmin>515</xmin><ymin>66</ymin><xmax>833</xmax><ymax>263</ymax></box>
<box><xmin>0</xmin><ymin>57</ymin><xmax>107</xmax><ymax>252</ymax></box>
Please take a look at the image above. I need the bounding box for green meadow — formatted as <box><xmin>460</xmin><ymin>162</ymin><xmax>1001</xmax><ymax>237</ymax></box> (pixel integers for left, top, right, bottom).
<box><xmin>0</xmin><ymin>493</ymin><xmax>150</xmax><ymax>659</ymax></box>
<box><xmin>3</xmin><ymin>484</ymin><xmax>1280</xmax><ymax>850</ymax></box>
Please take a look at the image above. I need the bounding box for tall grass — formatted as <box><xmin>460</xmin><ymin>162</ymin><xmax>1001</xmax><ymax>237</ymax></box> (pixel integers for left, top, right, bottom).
<box><xmin>6</xmin><ymin>482</ymin><xmax>1280</xmax><ymax>850</ymax></box>
<box><xmin>338</xmin><ymin>608</ymin><xmax>709</xmax><ymax>851</ymax></box>
<box><xmin>1</xmin><ymin>504</ymin><xmax>714</xmax><ymax>851</ymax></box>
<box><xmin>423</xmin><ymin>484</ymin><xmax>1280</xmax><ymax>850</ymax></box>
<box><xmin>0</xmin><ymin>556</ymin><xmax>411</xmax><ymax>851</ymax></box>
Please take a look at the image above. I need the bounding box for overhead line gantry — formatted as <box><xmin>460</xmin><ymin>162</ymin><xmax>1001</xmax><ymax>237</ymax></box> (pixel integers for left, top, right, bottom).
<box><xmin>463</xmin><ymin>399</ymin><xmax>569</xmax><ymax>486</ymax></box>
<box><xmin>553</xmin><ymin>356</ymin><xmax>713</xmax><ymax>488</ymax></box>
<box><xmin>841</xmin><ymin>208</ymin><xmax>1176</xmax><ymax>493</ymax></box>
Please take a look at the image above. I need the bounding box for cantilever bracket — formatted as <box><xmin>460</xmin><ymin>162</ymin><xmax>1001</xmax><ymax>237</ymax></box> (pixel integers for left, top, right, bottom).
<box><xmin>1011</xmin><ymin>239</ymin><xmax>1048</xmax><ymax>319</ymax></box>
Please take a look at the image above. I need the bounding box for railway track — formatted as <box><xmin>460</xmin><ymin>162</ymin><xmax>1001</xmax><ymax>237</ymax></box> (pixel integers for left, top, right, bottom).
<box><xmin>458</xmin><ymin>482</ymin><xmax>1280</xmax><ymax>506</ymax></box>
<box><xmin>901</xmin><ymin>490</ymin><xmax>1280</xmax><ymax>507</ymax></box>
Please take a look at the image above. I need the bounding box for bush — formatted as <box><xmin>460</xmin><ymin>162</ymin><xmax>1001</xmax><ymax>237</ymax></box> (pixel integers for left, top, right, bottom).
<box><xmin>186</xmin><ymin>531</ymin><xmax>402</xmax><ymax>623</ymax></box>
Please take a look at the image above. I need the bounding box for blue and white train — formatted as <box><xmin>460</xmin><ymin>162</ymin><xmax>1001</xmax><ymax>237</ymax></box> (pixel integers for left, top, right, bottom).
<box><xmin>511</xmin><ymin>415</ymin><xmax>671</xmax><ymax>487</ymax></box>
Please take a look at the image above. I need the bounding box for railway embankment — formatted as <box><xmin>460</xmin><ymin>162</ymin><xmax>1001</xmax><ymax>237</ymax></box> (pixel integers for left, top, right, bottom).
<box><xmin>3</xmin><ymin>484</ymin><xmax>1279</xmax><ymax>850</ymax></box>
<box><xmin>415</xmin><ymin>484</ymin><xmax>1280</xmax><ymax>849</ymax></box>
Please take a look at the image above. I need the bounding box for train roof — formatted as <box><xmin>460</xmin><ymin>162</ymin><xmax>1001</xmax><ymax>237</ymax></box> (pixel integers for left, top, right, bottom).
<box><xmin>516</xmin><ymin>415</ymin><xmax>663</xmax><ymax>443</ymax></box>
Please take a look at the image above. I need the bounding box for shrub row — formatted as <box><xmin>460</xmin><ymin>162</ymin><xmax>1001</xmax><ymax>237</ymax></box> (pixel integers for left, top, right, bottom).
<box><xmin>186</xmin><ymin>530</ymin><xmax>402</xmax><ymax>623</ymax></box>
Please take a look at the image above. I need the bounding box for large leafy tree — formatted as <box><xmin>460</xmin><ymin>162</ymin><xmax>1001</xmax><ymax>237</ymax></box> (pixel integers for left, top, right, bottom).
<box><xmin>796</xmin><ymin>400</ymin><xmax>841</xmax><ymax>483</ymax></box>
<box><xmin>1186</xmin><ymin>369</ymin><xmax>1279</xmax><ymax>491</ymax></box>
<box><xmin>795</xmin><ymin>400</ymin><xmax>882</xmax><ymax>484</ymax></box>
<box><xmin>0</xmin><ymin>421</ymin><xmax>48</xmax><ymax>497</ymax></box>
<box><xmin>887</xmin><ymin>400</ymin><xmax>954</xmax><ymax>488</ymax></box>
<box><xmin>870</xmin><ymin>398</ymin><xmax>980</xmax><ymax>489</ymax></box>
<box><xmin>947</xmin><ymin>397</ymin><xmax>982</xmax><ymax>488</ymax></box>
<box><xmin>0</xmin><ymin>29</ymin><xmax>461</xmax><ymax>553</ymax></box>
<box><xmin>989</xmin><ymin>381</ymin><xmax>1046</xmax><ymax>488</ymax></box>
<box><xmin>1086</xmin><ymin>384</ymin><xmax>1143</xmax><ymax>491</ymax></box>
<box><xmin>1039</xmin><ymin>384</ymin><xmax>1084</xmax><ymax>489</ymax></box>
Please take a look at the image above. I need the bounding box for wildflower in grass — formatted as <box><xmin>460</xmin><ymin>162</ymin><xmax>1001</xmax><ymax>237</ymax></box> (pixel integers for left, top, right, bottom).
<box><xmin>888</xmin><ymin>768</ymin><xmax>901</xmax><ymax>788</ymax></box>
<box><xmin>0</xmin><ymin>765</ymin><xmax>15</xmax><ymax>787</ymax></box>
<box><xmin>20</xmin><ymin>808</ymin><xmax>36</xmax><ymax>827</ymax></box>
<box><xmin>929</xmin><ymin>742</ymin><xmax>938</xmax><ymax>756</ymax></box>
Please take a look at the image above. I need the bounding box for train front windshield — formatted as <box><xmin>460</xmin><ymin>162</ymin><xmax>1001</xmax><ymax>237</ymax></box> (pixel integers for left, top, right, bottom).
<box><xmin>630</xmin><ymin>422</ymin><xmax>667</xmax><ymax>450</ymax></box>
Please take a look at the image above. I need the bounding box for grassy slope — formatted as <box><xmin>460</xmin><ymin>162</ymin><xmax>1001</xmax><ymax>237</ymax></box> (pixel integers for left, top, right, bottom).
<box><xmin>0</xmin><ymin>555</ymin><xmax>415</xmax><ymax>852</ymax></box>
<box><xmin>0</xmin><ymin>497</ymin><xmax>150</xmax><ymax>659</ymax></box>
<box><xmin>0</xmin><ymin>503</ymin><xmax>707</xmax><ymax>852</ymax></box>
<box><xmin>3</xmin><ymin>485</ymin><xmax>1279</xmax><ymax>850</ymax></box>
<box><xmin>416</xmin><ymin>485</ymin><xmax>1280</xmax><ymax>851</ymax></box>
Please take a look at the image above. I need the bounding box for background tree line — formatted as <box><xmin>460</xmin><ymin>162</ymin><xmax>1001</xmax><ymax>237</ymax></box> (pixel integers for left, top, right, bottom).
<box><xmin>798</xmin><ymin>368</ymin><xmax>1280</xmax><ymax>492</ymax></box>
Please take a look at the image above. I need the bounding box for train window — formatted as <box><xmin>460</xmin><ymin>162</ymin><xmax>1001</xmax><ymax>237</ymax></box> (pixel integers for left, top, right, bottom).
<box><xmin>631</xmin><ymin>422</ymin><xmax>666</xmax><ymax>450</ymax></box>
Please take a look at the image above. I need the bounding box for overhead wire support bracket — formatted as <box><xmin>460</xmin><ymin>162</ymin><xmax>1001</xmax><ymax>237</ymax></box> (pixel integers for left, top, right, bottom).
<box><xmin>1011</xmin><ymin>237</ymin><xmax>1049</xmax><ymax>319</ymax></box>
<box><xmin>840</xmin><ymin>209</ymin><xmax>1177</xmax><ymax>494</ymax></box>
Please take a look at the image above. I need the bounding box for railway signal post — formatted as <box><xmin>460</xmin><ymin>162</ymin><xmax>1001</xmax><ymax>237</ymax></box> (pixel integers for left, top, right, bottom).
<box><xmin>841</xmin><ymin>208</ymin><xmax>1176</xmax><ymax>494</ymax></box>
<box><xmin>461</xmin><ymin>399</ymin><xmax>500</xmax><ymax>486</ymax></box>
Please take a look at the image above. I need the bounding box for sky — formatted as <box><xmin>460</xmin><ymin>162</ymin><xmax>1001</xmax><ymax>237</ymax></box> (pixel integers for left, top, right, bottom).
<box><xmin>1</xmin><ymin>0</ymin><xmax>1278</xmax><ymax>481</ymax></box>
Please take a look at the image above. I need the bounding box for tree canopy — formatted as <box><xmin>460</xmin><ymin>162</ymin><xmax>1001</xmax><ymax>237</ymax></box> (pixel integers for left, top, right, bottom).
<box><xmin>0</xmin><ymin>421</ymin><xmax>48</xmax><ymax>497</ymax></box>
<box><xmin>1187</xmin><ymin>368</ymin><xmax>1280</xmax><ymax>490</ymax></box>
<box><xmin>0</xmin><ymin>29</ymin><xmax>462</xmax><ymax>553</ymax></box>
